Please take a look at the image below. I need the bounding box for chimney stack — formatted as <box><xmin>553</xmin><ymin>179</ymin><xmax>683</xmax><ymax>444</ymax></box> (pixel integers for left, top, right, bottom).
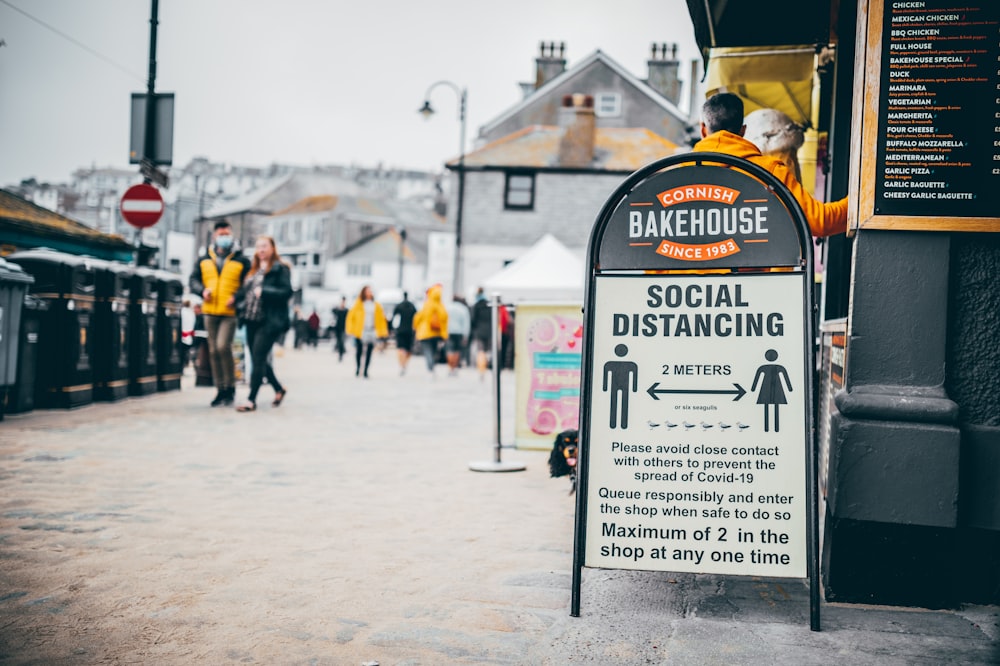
<box><xmin>557</xmin><ymin>93</ymin><xmax>596</xmax><ymax>168</ymax></box>
<box><xmin>646</xmin><ymin>42</ymin><xmax>682</xmax><ymax>106</ymax></box>
<box><xmin>535</xmin><ymin>41</ymin><xmax>567</xmax><ymax>90</ymax></box>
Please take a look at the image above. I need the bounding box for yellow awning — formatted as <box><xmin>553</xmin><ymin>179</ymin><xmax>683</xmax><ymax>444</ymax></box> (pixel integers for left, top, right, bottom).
<box><xmin>703</xmin><ymin>45</ymin><xmax>817</xmax><ymax>127</ymax></box>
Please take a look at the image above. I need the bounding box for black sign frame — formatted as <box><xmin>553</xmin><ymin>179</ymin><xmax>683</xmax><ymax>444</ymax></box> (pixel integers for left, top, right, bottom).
<box><xmin>851</xmin><ymin>0</ymin><xmax>1000</xmax><ymax>232</ymax></box>
<box><xmin>570</xmin><ymin>152</ymin><xmax>822</xmax><ymax>631</ymax></box>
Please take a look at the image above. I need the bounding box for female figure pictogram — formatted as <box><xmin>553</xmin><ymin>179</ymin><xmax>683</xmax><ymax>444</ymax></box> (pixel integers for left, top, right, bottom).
<box><xmin>750</xmin><ymin>349</ymin><xmax>792</xmax><ymax>432</ymax></box>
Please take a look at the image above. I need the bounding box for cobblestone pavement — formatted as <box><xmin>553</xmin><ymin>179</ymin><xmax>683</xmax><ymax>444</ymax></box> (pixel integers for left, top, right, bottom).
<box><xmin>0</xmin><ymin>344</ymin><xmax>998</xmax><ymax>665</ymax></box>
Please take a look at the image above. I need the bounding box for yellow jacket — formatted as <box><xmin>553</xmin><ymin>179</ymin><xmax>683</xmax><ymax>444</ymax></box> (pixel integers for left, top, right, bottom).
<box><xmin>413</xmin><ymin>284</ymin><xmax>449</xmax><ymax>341</ymax></box>
<box><xmin>345</xmin><ymin>299</ymin><xmax>389</xmax><ymax>340</ymax></box>
<box><xmin>693</xmin><ymin>130</ymin><xmax>848</xmax><ymax>238</ymax></box>
<box><xmin>190</xmin><ymin>249</ymin><xmax>250</xmax><ymax>317</ymax></box>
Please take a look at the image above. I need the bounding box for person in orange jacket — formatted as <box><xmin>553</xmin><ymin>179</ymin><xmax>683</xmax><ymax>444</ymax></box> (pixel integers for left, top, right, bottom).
<box><xmin>693</xmin><ymin>92</ymin><xmax>848</xmax><ymax>238</ymax></box>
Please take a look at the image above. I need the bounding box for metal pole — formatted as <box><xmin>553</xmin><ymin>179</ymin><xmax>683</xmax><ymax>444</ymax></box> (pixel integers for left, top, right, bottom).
<box><xmin>143</xmin><ymin>0</ymin><xmax>158</xmax><ymax>182</ymax></box>
<box><xmin>469</xmin><ymin>294</ymin><xmax>525</xmax><ymax>473</ymax></box>
<box><xmin>491</xmin><ymin>292</ymin><xmax>501</xmax><ymax>460</ymax></box>
<box><xmin>397</xmin><ymin>227</ymin><xmax>406</xmax><ymax>289</ymax></box>
<box><xmin>135</xmin><ymin>0</ymin><xmax>158</xmax><ymax>267</ymax></box>
<box><xmin>453</xmin><ymin>89</ymin><xmax>467</xmax><ymax>298</ymax></box>
<box><xmin>419</xmin><ymin>81</ymin><xmax>467</xmax><ymax>299</ymax></box>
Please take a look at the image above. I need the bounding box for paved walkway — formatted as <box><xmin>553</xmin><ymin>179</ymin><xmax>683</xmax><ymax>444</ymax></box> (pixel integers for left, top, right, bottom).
<box><xmin>1</xmin><ymin>344</ymin><xmax>998</xmax><ymax>665</ymax></box>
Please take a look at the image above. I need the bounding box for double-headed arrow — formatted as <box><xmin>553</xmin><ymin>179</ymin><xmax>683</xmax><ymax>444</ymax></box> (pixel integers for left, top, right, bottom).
<box><xmin>647</xmin><ymin>382</ymin><xmax>746</xmax><ymax>401</ymax></box>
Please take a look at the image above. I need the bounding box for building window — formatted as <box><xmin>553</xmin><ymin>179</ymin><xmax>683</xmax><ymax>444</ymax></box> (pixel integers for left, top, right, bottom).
<box><xmin>348</xmin><ymin>263</ymin><xmax>371</xmax><ymax>277</ymax></box>
<box><xmin>504</xmin><ymin>172</ymin><xmax>535</xmax><ymax>210</ymax></box>
<box><xmin>595</xmin><ymin>92</ymin><xmax>622</xmax><ymax>118</ymax></box>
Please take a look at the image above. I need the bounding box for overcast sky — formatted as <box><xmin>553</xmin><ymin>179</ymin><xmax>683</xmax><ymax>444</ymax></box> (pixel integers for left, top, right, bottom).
<box><xmin>0</xmin><ymin>0</ymin><xmax>700</xmax><ymax>187</ymax></box>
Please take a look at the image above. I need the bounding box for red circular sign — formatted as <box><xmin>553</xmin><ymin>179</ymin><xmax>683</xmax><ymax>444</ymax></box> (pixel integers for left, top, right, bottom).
<box><xmin>120</xmin><ymin>183</ymin><xmax>164</xmax><ymax>229</ymax></box>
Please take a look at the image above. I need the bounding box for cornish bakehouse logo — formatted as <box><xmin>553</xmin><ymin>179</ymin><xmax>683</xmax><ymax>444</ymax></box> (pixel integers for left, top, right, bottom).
<box><xmin>628</xmin><ymin>184</ymin><xmax>771</xmax><ymax>262</ymax></box>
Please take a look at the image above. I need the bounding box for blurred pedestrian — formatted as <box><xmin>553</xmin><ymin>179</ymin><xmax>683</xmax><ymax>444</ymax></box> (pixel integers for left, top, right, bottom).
<box><xmin>234</xmin><ymin>236</ymin><xmax>293</xmax><ymax>412</ymax></box>
<box><xmin>392</xmin><ymin>291</ymin><xmax>418</xmax><ymax>376</ymax></box>
<box><xmin>413</xmin><ymin>283</ymin><xmax>448</xmax><ymax>378</ymax></box>
<box><xmin>445</xmin><ymin>295</ymin><xmax>470</xmax><ymax>376</ymax></box>
<box><xmin>331</xmin><ymin>297</ymin><xmax>348</xmax><ymax>361</ymax></box>
<box><xmin>469</xmin><ymin>288</ymin><xmax>492</xmax><ymax>381</ymax></box>
<box><xmin>189</xmin><ymin>220</ymin><xmax>250</xmax><ymax>406</ymax></box>
<box><xmin>345</xmin><ymin>285</ymin><xmax>388</xmax><ymax>378</ymax></box>
<box><xmin>307</xmin><ymin>309</ymin><xmax>320</xmax><ymax>347</ymax></box>
<box><xmin>180</xmin><ymin>298</ymin><xmax>196</xmax><ymax>368</ymax></box>
<box><xmin>292</xmin><ymin>307</ymin><xmax>307</xmax><ymax>349</ymax></box>
<box><xmin>499</xmin><ymin>302</ymin><xmax>515</xmax><ymax>370</ymax></box>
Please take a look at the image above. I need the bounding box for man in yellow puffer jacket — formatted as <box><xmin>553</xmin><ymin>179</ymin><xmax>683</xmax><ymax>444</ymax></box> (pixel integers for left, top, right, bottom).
<box><xmin>189</xmin><ymin>221</ymin><xmax>251</xmax><ymax>406</ymax></box>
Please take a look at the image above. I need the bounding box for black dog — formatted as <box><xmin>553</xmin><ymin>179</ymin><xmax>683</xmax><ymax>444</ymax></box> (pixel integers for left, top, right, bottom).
<box><xmin>548</xmin><ymin>429</ymin><xmax>579</xmax><ymax>495</ymax></box>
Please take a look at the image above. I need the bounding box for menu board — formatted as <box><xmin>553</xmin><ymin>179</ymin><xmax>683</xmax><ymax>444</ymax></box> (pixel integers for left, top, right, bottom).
<box><xmin>875</xmin><ymin>2</ymin><xmax>1000</xmax><ymax>217</ymax></box>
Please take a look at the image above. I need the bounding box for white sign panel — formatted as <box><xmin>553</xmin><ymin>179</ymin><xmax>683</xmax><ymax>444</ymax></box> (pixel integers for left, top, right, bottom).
<box><xmin>584</xmin><ymin>272</ymin><xmax>807</xmax><ymax>578</ymax></box>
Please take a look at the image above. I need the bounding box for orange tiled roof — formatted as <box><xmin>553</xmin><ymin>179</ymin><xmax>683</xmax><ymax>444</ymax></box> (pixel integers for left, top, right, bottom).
<box><xmin>271</xmin><ymin>194</ymin><xmax>339</xmax><ymax>216</ymax></box>
<box><xmin>458</xmin><ymin>126</ymin><xmax>678</xmax><ymax>171</ymax></box>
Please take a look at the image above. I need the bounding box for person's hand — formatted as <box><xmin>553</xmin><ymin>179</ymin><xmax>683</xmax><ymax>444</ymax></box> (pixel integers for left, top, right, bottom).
<box><xmin>202</xmin><ymin>288</ymin><xmax>211</xmax><ymax>300</ymax></box>
<box><xmin>254</xmin><ymin>286</ymin><xmax>262</xmax><ymax>297</ymax></box>
<box><xmin>226</xmin><ymin>296</ymin><xmax>235</xmax><ymax>307</ymax></box>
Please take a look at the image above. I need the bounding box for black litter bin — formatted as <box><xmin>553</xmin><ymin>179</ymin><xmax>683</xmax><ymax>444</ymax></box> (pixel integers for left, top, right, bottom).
<box><xmin>8</xmin><ymin>294</ymin><xmax>46</xmax><ymax>414</ymax></box>
<box><xmin>0</xmin><ymin>258</ymin><xmax>34</xmax><ymax>418</ymax></box>
<box><xmin>7</xmin><ymin>249</ymin><xmax>97</xmax><ymax>409</ymax></box>
<box><xmin>128</xmin><ymin>267</ymin><xmax>159</xmax><ymax>396</ymax></box>
<box><xmin>93</xmin><ymin>261</ymin><xmax>133</xmax><ymax>402</ymax></box>
<box><xmin>155</xmin><ymin>270</ymin><xmax>184</xmax><ymax>392</ymax></box>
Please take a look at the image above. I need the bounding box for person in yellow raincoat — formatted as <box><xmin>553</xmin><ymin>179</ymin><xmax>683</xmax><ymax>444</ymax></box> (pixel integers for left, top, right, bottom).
<box><xmin>412</xmin><ymin>284</ymin><xmax>449</xmax><ymax>378</ymax></box>
<box><xmin>345</xmin><ymin>285</ymin><xmax>389</xmax><ymax>378</ymax></box>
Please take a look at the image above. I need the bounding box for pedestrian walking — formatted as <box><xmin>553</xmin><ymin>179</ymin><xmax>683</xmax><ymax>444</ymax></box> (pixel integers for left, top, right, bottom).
<box><xmin>345</xmin><ymin>285</ymin><xmax>389</xmax><ymax>378</ymax></box>
<box><xmin>445</xmin><ymin>295</ymin><xmax>470</xmax><ymax>376</ymax></box>
<box><xmin>307</xmin><ymin>309</ymin><xmax>320</xmax><ymax>347</ymax></box>
<box><xmin>180</xmin><ymin>298</ymin><xmax>196</xmax><ymax>368</ymax></box>
<box><xmin>292</xmin><ymin>307</ymin><xmax>307</xmax><ymax>349</ymax></box>
<box><xmin>233</xmin><ymin>236</ymin><xmax>292</xmax><ymax>412</ymax></box>
<box><xmin>189</xmin><ymin>220</ymin><xmax>251</xmax><ymax>406</ymax></box>
<box><xmin>413</xmin><ymin>283</ymin><xmax>449</xmax><ymax>378</ymax></box>
<box><xmin>392</xmin><ymin>291</ymin><xmax>418</xmax><ymax>375</ymax></box>
<box><xmin>469</xmin><ymin>288</ymin><xmax>493</xmax><ymax>380</ymax></box>
<box><xmin>331</xmin><ymin>297</ymin><xmax>348</xmax><ymax>361</ymax></box>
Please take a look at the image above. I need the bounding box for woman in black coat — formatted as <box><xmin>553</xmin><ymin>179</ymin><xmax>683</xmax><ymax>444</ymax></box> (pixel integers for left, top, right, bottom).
<box><xmin>235</xmin><ymin>236</ymin><xmax>292</xmax><ymax>412</ymax></box>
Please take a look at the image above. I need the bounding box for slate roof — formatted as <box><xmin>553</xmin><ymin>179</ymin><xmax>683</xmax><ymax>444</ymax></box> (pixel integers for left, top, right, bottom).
<box><xmin>270</xmin><ymin>194</ymin><xmax>445</xmax><ymax>232</ymax></box>
<box><xmin>479</xmin><ymin>49</ymin><xmax>688</xmax><ymax>139</ymax></box>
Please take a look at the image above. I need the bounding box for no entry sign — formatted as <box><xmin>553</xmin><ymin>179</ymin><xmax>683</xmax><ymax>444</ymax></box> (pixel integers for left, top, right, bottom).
<box><xmin>571</xmin><ymin>152</ymin><xmax>821</xmax><ymax>629</ymax></box>
<box><xmin>120</xmin><ymin>183</ymin><xmax>164</xmax><ymax>229</ymax></box>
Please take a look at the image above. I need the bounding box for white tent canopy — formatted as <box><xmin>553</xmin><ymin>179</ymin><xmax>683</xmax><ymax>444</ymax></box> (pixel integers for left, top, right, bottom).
<box><xmin>481</xmin><ymin>234</ymin><xmax>584</xmax><ymax>303</ymax></box>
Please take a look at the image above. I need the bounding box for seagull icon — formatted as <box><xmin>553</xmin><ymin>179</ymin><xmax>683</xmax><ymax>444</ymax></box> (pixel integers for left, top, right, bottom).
<box><xmin>718</xmin><ymin>422</ymin><xmax>731</xmax><ymax>430</ymax></box>
<box><xmin>664</xmin><ymin>421</ymin><xmax>678</xmax><ymax>429</ymax></box>
<box><xmin>683</xmin><ymin>421</ymin><xmax>696</xmax><ymax>429</ymax></box>
<box><xmin>701</xmin><ymin>421</ymin><xmax>713</xmax><ymax>430</ymax></box>
<box><xmin>648</xmin><ymin>420</ymin><xmax>661</xmax><ymax>429</ymax></box>
<box><xmin>737</xmin><ymin>422</ymin><xmax>750</xmax><ymax>431</ymax></box>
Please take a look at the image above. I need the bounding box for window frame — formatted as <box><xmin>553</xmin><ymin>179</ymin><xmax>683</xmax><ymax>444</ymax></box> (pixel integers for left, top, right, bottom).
<box><xmin>504</xmin><ymin>171</ymin><xmax>536</xmax><ymax>211</ymax></box>
<box><xmin>594</xmin><ymin>92</ymin><xmax>622</xmax><ymax>118</ymax></box>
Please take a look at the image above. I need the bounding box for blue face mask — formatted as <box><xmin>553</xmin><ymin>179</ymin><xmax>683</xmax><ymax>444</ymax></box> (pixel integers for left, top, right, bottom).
<box><xmin>215</xmin><ymin>235</ymin><xmax>234</xmax><ymax>251</ymax></box>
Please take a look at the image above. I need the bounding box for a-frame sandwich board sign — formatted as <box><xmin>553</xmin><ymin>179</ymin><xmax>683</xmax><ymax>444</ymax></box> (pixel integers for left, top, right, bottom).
<box><xmin>571</xmin><ymin>152</ymin><xmax>821</xmax><ymax>631</ymax></box>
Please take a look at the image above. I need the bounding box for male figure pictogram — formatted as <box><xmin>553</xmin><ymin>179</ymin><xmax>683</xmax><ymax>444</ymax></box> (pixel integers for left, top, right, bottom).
<box><xmin>750</xmin><ymin>349</ymin><xmax>792</xmax><ymax>432</ymax></box>
<box><xmin>603</xmin><ymin>344</ymin><xmax>638</xmax><ymax>429</ymax></box>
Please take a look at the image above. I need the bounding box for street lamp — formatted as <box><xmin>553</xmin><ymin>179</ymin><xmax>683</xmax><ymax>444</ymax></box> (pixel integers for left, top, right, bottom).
<box><xmin>419</xmin><ymin>80</ymin><xmax>467</xmax><ymax>298</ymax></box>
<box><xmin>396</xmin><ymin>225</ymin><xmax>407</xmax><ymax>289</ymax></box>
